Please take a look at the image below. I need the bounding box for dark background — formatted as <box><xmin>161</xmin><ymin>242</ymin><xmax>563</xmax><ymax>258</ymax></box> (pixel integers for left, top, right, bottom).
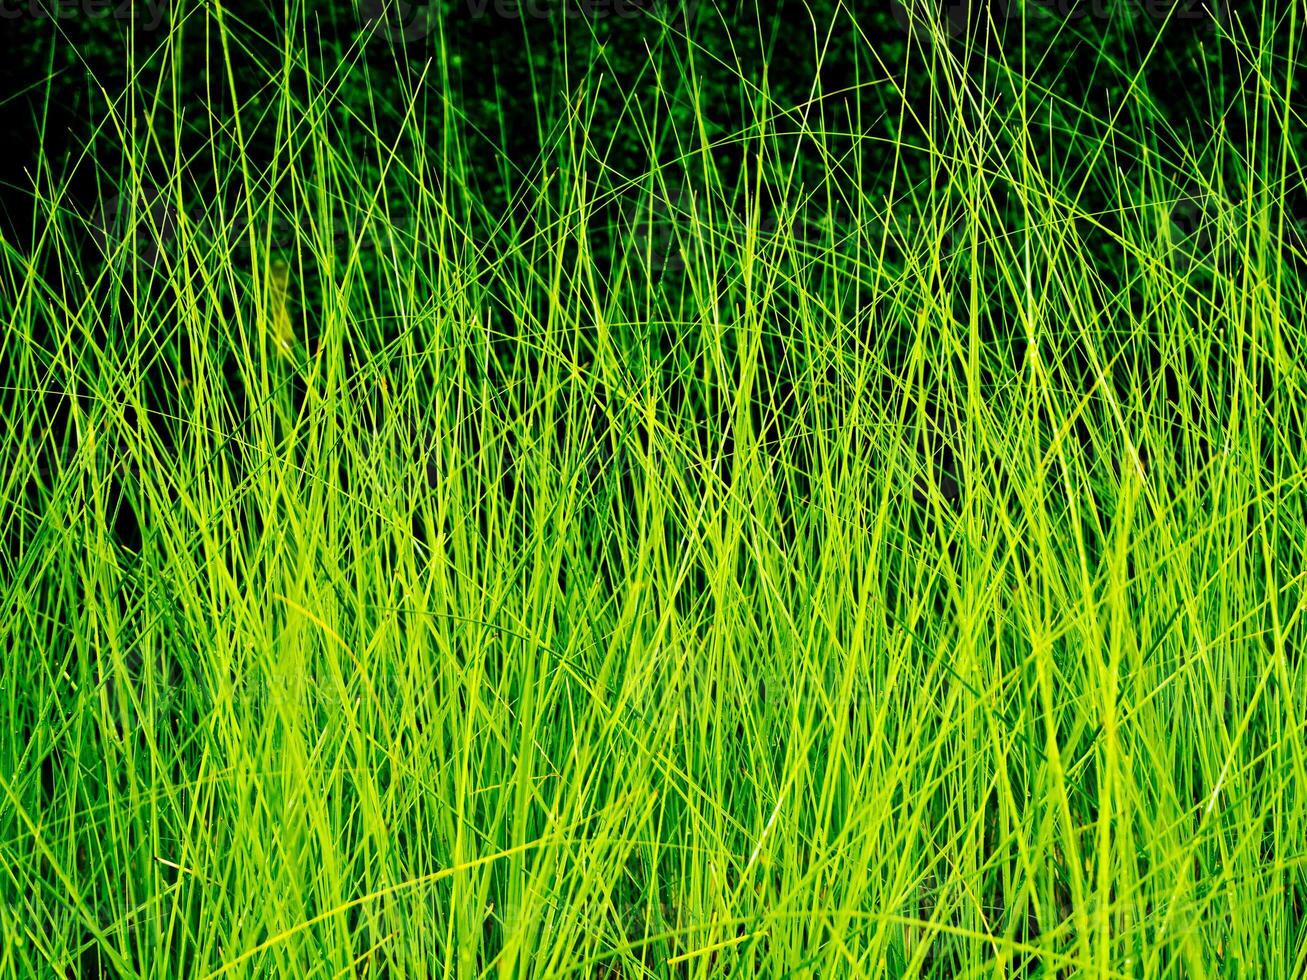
<box><xmin>0</xmin><ymin>0</ymin><xmax>1259</xmax><ymax>259</ymax></box>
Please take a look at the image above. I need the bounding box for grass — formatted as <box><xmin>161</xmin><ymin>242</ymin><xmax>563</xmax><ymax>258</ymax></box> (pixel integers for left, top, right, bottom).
<box><xmin>1</xmin><ymin>0</ymin><xmax>1305</xmax><ymax>976</ymax></box>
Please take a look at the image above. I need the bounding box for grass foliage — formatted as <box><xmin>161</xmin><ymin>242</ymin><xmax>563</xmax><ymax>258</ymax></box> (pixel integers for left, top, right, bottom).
<box><xmin>1</xmin><ymin>1</ymin><xmax>1306</xmax><ymax>975</ymax></box>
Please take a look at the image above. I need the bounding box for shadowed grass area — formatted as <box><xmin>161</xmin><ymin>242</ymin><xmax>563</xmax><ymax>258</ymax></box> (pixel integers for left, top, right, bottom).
<box><xmin>0</xmin><ymin>1</ymin><xmax>1305</xmax><ymax>976</ymax></box>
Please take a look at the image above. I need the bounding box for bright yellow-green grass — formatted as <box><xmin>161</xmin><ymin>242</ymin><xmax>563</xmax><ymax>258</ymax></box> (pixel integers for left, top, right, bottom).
<box><xmin>1</xmin><ymin>1</ymin><xmax>1304</xmax><ymax>977</ymax></box>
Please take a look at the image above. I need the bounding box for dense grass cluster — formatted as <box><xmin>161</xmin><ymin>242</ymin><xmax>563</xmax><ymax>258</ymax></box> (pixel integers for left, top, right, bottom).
<box><xmin>2</xmin><ymin>1</ymin><xmax>1305</xmax><ymax>976</ymax></box>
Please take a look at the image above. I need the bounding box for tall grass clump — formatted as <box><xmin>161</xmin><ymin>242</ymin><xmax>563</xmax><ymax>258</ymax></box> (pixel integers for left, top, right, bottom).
<box><xmin>1</xmin><ymin>0</ymin><xmax>1304</xmax><ymax>976</ymax></box>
